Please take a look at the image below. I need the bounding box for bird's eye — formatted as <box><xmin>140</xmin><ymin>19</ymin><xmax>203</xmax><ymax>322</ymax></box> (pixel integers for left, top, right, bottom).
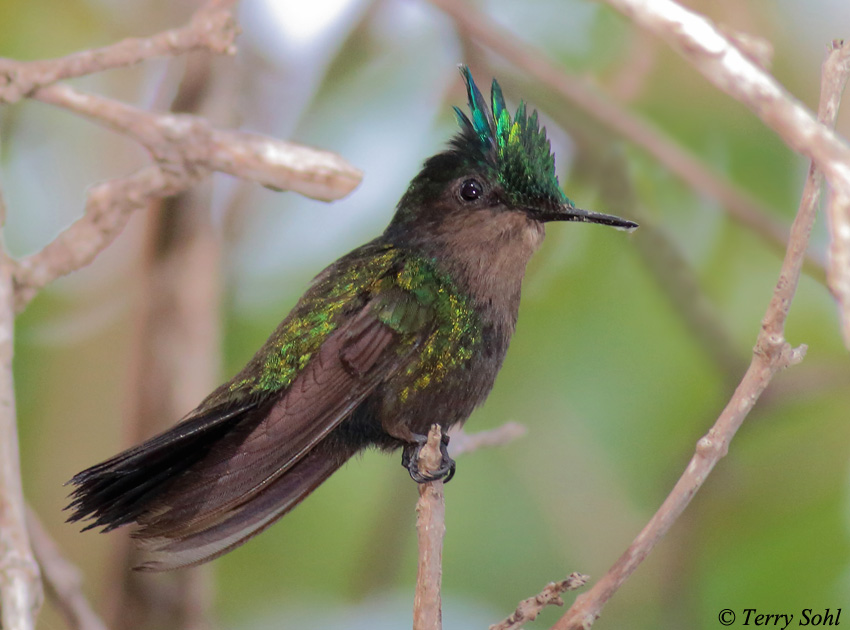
<box><xmin>459</xmin><ymin>178</ymin><xmax>482</xmax><ymax>202</ymax></box>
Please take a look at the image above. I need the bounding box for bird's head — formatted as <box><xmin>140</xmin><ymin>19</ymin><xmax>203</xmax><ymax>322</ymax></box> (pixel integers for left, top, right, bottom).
<box><xmin>387</xmin><ymin>66</ymin><xmax>638</xmax><ymax>238</ymax></box>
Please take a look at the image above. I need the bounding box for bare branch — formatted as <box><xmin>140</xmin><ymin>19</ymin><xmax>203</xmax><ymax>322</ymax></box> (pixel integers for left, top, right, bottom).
<box><xmin>26</xmin><ymin>508</ymin><xmax>107</xmax><ymax>630</ymax></box>
<box><xmin>0</xmin><ymin>0</ymin><xmax>359</xmax><ymax>314</ymax></box>
<box><xmin>601</xmin><ymin>1</ymin><xmax>850</xmax><ymax>181</ymax></box>
<box><xmin>552</xmin><ymin>37</ymin><xmax>850</xmax><ymax>630</ymax></box>
<box><xmin>0</xmin><ymin>0</ymin><xmax>238</xmax><ymax>104</ymax></box>
<box><xmin>602</xmin><ymin>0</ymin><xmax>850</xmax><ymax>296</ymax></box>
<box><xmin>413</xmin><ymin>425</ymin><xmax>446</xmax><ymax>630</ymax></box>
<box><xmin>821</xmin><ymin>42</ymin><xmax>850</xmax><ymax>348</ymax></box>
<box><xmin>448</xmin><ymin>422</ymin><xmax>527</xmax><ymax>457</ymax></box>
<box><xmin>0</xmin><ymin>251</ymin><xmax>42</xmax><ymax>629</ymax></box>
<box><xmin>425</xmin><ymin>0</ymin><xmax>827</xmax><ymax>283</ymax></box>
<box><xmin>0</xmin><ymin>2</ymin><xmax>359</xmax><ymax>626</ymax></box>
<box><xmin>12</xmin><ymin>84</ymin><xmax>361</xmax><ymax>312</ymax></box>
<box><xmin>767</xmin><ymin>42</ymin><xmax>850</xmax><ymax>335</ymax></box>
<box><xmin>209</xmin><ymin>128</ymin><xmax>362</xmax><ymax>200</ymax></box>
<box><xmin>490</xmin><ymin>574</ymin><xmax>587</xmax><ymax>630</ymax></box>
<box><xmin>718</xmin><ymin>25</ymin><xmax>774</xmax><ymax>71</ymax></box>
<box><xmin>31</xmin><ymin>84</ymin><xmax>362</xmax><ymax>201</ymax></box>
<box><xmin>13</xmin><ymin>165</ymin><xmax>180</xmax><ymax>312</ymax></box>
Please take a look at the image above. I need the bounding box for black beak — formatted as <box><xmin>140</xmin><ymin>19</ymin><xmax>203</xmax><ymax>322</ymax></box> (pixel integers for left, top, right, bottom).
<box><xmin>536</xmin><ymin>202</ymin><xmax>638</xmax><ymax>232</ymax></box>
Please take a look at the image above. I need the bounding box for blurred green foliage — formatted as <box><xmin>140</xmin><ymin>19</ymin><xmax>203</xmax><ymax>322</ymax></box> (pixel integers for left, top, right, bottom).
<box><xmin>2</xmin><ymin>0</ymin><xmax>849</xmax><ymax>629</ymax></box>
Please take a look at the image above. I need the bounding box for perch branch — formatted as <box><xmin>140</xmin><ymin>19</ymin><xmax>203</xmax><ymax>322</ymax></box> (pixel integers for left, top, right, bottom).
<box><xmin>491</xmin><ymin>574</ymin><xmax>588</xmax><ymax>630</ymax></box>
<box><xmin>553</xmin><ymin>38</ymin><xmax>850</xmax><ymax>630</ymax></box>
<box><xmin>413</xmin><ymin>425</ymin><xmax>446</xmax><ymax>630</ymax></box>
<box><xmin>426</xmin><ymin>0</ymin><xmax>827</xmax><ymax>282</ymax></box>
<box><xmin>0</xmin><ymin>0</ymin><xmax>238</xmax><ymax>104</ymax></box>
<box><xmin>26</xmin><ymin>507</ymin><xmax>108</xmax><ymax>630</ymax></box>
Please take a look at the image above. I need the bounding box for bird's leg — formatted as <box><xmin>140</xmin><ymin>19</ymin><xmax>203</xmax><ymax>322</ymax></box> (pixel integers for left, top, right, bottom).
<box><xmin>401</xmin><ymin>431</ymin><xmax>455</xmax><ymax>483</ymax></box>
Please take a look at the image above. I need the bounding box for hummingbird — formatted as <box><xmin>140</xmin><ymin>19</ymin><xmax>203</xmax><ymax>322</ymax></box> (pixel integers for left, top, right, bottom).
<box><xmin>66</xmin><ymin>66</ymin><xmax>637</xmax><ymax>571</ymax></box>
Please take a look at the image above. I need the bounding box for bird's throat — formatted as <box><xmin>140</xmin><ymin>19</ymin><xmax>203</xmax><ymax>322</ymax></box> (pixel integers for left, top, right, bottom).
<box><xmin>430</xmin><ymin>209</ymin><xmax>544</xmax><ymax>314</ymax></box>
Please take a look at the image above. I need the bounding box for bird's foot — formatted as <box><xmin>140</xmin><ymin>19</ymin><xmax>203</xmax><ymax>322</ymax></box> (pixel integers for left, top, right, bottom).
<box><xmin>402</xmin><ymin>432</ymin><xmax>455</xmax><ymax>483</ymax></box>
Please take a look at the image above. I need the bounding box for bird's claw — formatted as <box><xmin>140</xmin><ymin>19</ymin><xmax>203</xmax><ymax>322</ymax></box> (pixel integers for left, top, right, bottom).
<box><xmin>402</xmin><ymin>433</ymin><xmax>455</xmax><ymax>483</ymax></box>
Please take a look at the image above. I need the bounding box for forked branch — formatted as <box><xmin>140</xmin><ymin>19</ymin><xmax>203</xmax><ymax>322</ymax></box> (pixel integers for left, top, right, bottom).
<box><xmin>552</xmin><ymin>31</ymin><xmax>850</xmax><ymax>630</ymax></box>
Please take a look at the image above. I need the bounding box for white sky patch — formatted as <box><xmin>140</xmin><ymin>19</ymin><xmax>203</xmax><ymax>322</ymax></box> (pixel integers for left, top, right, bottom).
<box><xmin>260</xmin><ymin>0</ymin><xmax>360</xmax><ymax>48</ymax></box>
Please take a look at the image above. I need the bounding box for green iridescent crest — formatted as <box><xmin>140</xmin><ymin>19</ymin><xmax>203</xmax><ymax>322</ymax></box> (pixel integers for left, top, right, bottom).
<box><xmin>452</xmin><ymin>66</ymin><xmax>569</xmax><ymax>207</ymax></box>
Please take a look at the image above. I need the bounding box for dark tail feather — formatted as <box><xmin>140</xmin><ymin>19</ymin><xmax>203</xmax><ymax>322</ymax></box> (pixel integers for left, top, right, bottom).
<box><xmin>67</xmin><ymin>403</ymin><xmax>355</xmax><ymax>571</ymax></box>
<box><xmin>133</xmin><ymin>441</ymin><xmax>355</xmax><ymax>571</ymax></box>
<box><xmin>66</xmin><ymin>403</ymin><xmax>257</xmax><ymax>533</ymax></box>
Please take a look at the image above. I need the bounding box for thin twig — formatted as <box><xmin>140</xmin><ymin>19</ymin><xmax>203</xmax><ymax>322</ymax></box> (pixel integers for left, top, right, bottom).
<box><xmin>553</xmin><ymin>37</ymin><xmax>850</xmax><ymax>630</ymax></box>
<box><xmin>448</xmin><ymin>422</ymin><xmax>527</xmax><ymax>457</ymax></box>
<box><xmin>413</xmin><ymin>425</ymin><xmax>446</xmax><ymax>630</ymax></box>
<box><xmin>12</xmin><ymin>165</ymin><xmax>180</xmax><ymax>312</ymax></box>
<box><xmin>491</xmin><ymin>574</ymin><xmax>588</xmax><ymax>630</ymax></box>
<box><xmin>426</xmin><ymin>0</ymin><xmax>827</xmax><ymax>283</ymax></box>
<box><xmin>26</xmin><ymin>507</ymin><xmax>108</xmax><ymax>630</ymax></box>
<box><xmin>0</xmin><ymin>0</ymin><xmax>238</xmax><ymax>104</ymax></box>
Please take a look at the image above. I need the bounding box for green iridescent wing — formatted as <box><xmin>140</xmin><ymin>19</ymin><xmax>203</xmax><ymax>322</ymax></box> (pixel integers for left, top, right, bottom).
<box><xmin>211</xmin><ymin>242</ymin><xmax>403</xmax><ymax>402</ymax></box>
<box><xmin>204</xmin><ymin>242</ymin><xmax>480</xmax><ymax>411</ymax></box>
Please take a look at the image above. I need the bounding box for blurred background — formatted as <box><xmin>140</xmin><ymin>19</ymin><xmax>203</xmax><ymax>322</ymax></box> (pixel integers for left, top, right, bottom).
<box><xmin>1</xmin><ymin>0</ymin><xmax>849</xmax><ymax>628</ymax></box>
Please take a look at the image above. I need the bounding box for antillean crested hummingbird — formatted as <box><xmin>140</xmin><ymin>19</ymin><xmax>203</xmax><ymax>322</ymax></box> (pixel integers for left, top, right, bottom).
<box><xmin>67</xmin><ymin>66</ymin><xmax>637</xmax><ymax>570</ymax></box>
